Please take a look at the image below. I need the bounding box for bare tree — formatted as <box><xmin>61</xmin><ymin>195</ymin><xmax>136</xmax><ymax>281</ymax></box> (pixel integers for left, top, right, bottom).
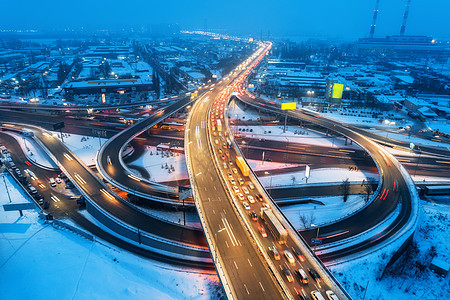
<box><xmin>298</xmin><ymin>213</ymin><xmax>309</xmax><ymax>229</ymax></box>
<box><xmin>340</xmin><ymin>178</ymin><xmax>350</xmax><ymax>202</ymax></box>
<box><xmin>364</xmin><ymin>178</ymin><xmax>375</xmax><ymax>203</ymax></box>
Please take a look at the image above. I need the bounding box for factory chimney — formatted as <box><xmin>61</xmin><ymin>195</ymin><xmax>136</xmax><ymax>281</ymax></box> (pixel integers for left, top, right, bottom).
<box><xmin>369</xmin><ymin>0</ymin><xmax>380</xmax><ymax>38</ymax></box>
<box><xmin>400</xmin><ymin>0</ymin><xmax>412</xmax><ymax>36</ymax></box>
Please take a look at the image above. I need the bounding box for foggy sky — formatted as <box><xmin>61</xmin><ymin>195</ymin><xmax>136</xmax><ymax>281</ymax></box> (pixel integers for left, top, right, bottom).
<box><xmin>1</xmin><ymin>0</ymin><xmax>449</xmax><ymax>40</ymax></box>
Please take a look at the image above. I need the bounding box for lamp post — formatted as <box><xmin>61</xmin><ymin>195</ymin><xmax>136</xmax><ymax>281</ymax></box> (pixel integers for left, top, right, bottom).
<box><xmin>265</xmin><ymin>171</ymin><xmax>273</xmax><ymax>195</ymax></box>
<box><xmin>311</xmin><ymin>223</ymin><xmax>320</xmax><ymax>251</ymax></box>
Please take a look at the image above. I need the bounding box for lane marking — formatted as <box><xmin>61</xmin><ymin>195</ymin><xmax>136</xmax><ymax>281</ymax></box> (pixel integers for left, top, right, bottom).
<box><xmin>259</xmin><ymin>282</ymin><xmax>265</xmax><ymax>292</ymax></box>
<box><xmin>243</xmin><ymin>284</ymin><xmax>250</xmax><ymax>295</ymax></box>
<box><xmin>234</xmin><ymin>260</ymin><xmax>239</xmax><ymax>269</ymax></box>
<box><xmin>248</xmin><ymin>259</ymin><xmax>252</xmax><ymax>267</ymax></box>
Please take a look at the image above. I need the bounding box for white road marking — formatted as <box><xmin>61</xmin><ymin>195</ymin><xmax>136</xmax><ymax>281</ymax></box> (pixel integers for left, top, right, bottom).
<box><xmin>225</xmin><ymin>240</ymin><xmax>229</xmax><ymax>248</ymax></box>
<box><xmin>234</xmin><ymin>260</ymin><xmax>239</xmax><ymax>269</ymax></box>
<box><xmin>259</xmin><ymin>282</ymin><xmax>265</xmax><ymax>292</ymax></box>
<box><xmin>221</xmin><ymin>215</ymin><xmax>238</xmax><ymax>247</ymax></box>
<box><xmin>243</xmin><ymin>284</ymin><xmax>250</xmax><ymax>295</ymax></box>
<box><xmin>248</xmin><ymin>259</ymin><xmax>252</xmax><ymax>267</ymax></box>
<box><xmin>195</xmin><ymin>172</ymin><xmax>202</xmax><ymax>177</ymax></box>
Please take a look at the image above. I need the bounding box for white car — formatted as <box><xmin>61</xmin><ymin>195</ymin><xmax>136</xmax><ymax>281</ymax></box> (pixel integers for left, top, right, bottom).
<box><xmin>247</xmin><ymin>182</ymin><xmax>255</xmax><ymax>190</ymax></box>
<box><xmin>237</xmin><ymin>193</ymin><xmax>245</xmax><ymax>201</ymax></box>
<box><xmin>326</xmin><ymin>290</ymin><xmax>339</xmax><ymax>300</ymax></box>
<box><xmin>242</xmin><ymin>186</ymin><xmax>250</xmax><ymax>194</ymax></box>
<box><xmin>233</xmin><ymin>186</ymin><xmax>239</xmax><ymax>193</ymax></box>
<box><xmin>242</xmin><ymin>202</ymin><xmax>250</xmax><ymax>210</ymax></box>
<box><xmin>284</xmin><ymin>250</ymin><xmax>295</xmax><ymax>264</ymax></box>
<box><xmin>311</xmin><ymin>290</ymin><xmax>326</xmax><ymax>300</ymax></box>
<box><xmin>247</xmin><ymin>195</ymin><xmax>255</xmax><ymax>203</ymax></box>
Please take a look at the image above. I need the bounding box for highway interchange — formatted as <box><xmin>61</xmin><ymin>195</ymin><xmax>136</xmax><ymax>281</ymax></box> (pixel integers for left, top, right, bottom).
<box><xmin>1</xmin><ymin>37</ymin><xmax>449</xmax><ymax>300</ymax></box>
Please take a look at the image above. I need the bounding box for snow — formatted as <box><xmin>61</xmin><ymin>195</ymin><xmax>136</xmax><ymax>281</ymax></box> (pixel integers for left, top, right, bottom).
<box><xmin>330</xmin><ymin>200</ymin><xmax>450</xmax><ymax>300</ymax></box>
<box><xmin>281</xmin><ymin>195</ymin><xmax>366</xmax><ymax>229</ymax></box>
<box><xmin>259</xmin><ymin>167</ymin><xmax>378</xmax><ymax>188</ymax></box>
<box><xmin>0</xmin><ymin>171</ymin><xmax>221</xmax><ymax>300</ymax></box>
<box><xmin>6</xmin><ymin>131</ymin><xmax>58</xmax><ymax>169</ymax></box>
<box><xmin>50</xmin><ymin>132</ymin><xmax>107</xmax><ymax>166</ymax></box>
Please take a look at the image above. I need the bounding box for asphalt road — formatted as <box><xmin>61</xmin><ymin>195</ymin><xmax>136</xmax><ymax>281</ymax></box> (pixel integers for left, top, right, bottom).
<box><xmin>238</xmin><ymin>94</ymin><xmax>415</xmax><ymax>261</ymax></box>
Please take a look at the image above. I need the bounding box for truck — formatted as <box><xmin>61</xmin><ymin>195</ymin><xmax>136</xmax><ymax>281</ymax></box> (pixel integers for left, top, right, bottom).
<box><xmin>217</xmin><ymin>119</ymin><xmax>222</xmax><ymax>132</ymax></box>
<box><xmin>260</xmin><ymin>207</ymin><xmax>287</xmax><ymax>244</ymax></box>
<box><xmin>236</xmin><ymin>156</ymin><xmax>249</xmax><ymax>177</ymax></box>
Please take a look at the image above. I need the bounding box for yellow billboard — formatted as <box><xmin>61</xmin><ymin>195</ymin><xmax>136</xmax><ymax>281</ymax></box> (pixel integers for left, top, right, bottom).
<box><xmin>332</xmin><ymin>83</ymin><xmax>344</xmax><ymax>99</ymax></box>
<box><xmin>281</xmin><ymin>102</ymin><xmax>297</xmax><ymax>110</ymax></box>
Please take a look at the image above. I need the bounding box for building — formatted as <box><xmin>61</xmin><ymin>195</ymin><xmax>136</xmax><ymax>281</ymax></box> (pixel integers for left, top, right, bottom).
<box><xmin>64</xmin><ymin>78</ymin><xmax>153</xmax><ymax>95</ymax></box>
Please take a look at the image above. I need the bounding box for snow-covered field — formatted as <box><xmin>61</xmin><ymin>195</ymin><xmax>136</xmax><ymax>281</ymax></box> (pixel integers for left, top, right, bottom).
<box><xmin>0</xmin><ymin>171</ymin><xmax>221</xmax><ymax>300</ymax></box>
<box><xmin>331</xmin><ymin>200</ymin><xmax>450</xmax><ymax>300</ymax></box>
<box><xmin>281</xmin><ymin>195</ymin><xmax>366</xmax><ymax>229</ymax></box>
<box><xmin>50</xmin><ymin>131</ymin><xmax>108</xmax><ymax>166</ymax></box>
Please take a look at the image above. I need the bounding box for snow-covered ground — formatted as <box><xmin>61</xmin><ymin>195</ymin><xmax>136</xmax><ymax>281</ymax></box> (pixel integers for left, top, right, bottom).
<box><xmin>330</xmin><ymin>200</ymin><xmax>449</xmax><ymax>300</ymax></box>
<box><xmin>0</xmin><ymin>170</ymin><xmax>221</xmax><ymax>300</ymax></box>
<box><xmin>50</xmin><ymin>131</ymin><xmax>108</xmax><ymax>166</ymax></box>
<box><xmin>281</xmin><ymin>195</ymin><xmax>366</xmax><ymax>229</ymax></box>
<box><xmin>6</xmin><ymin>131</ymin><xmax>58</xmax><ymax>169</ymax></box>
<box><xmin>259</xmin><ymin>167</ymin><xmax>378</xmax><ymax>188</ymax></box>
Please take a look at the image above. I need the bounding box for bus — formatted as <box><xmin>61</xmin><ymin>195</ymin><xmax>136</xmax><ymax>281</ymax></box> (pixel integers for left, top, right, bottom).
<box><xmin>236</xmin><ymin>156</ymin><xmax>249</xmax><ymax>177</ymax></box>
<box><xmin>261</xmin><ymin>207</ymin><xmax>287</xmax><ymax>244</ymax></box>
<box><xmin>217</xmin><ymin>119</ymin><xmax>222</xmax><ymax>132</ymax></box>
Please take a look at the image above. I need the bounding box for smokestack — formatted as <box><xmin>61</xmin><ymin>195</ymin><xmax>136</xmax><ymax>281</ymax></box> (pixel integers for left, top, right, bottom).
<box><xmin>400</xmin><ymin>0</ymin><xmax>412</xmax><ymax>36</ymax></box>
<box><xmin>369</xmin><ymin>0</ymin><xmax>380</xmax><ymax>38</ymax></box>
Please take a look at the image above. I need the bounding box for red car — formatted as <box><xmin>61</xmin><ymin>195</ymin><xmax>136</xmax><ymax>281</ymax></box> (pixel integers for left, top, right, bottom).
<box><xmin>258</xmin><ymin>226</ymin><xmax>267</xmax><ymax>237</ymax></box>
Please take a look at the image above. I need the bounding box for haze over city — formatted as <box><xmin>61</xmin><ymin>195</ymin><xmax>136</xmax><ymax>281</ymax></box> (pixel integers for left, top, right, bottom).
<box><xmin>2</xmin><ymin>0</ymin><xmax>450</xmax><ymax>39</ymax></box>
<box><xmin>0</xmin><ymin>1</ymin><xmax>449</xmax><ymax>300</ymax></box>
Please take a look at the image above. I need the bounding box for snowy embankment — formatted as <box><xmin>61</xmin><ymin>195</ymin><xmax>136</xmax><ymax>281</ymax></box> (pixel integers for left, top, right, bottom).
<box><xmin>0</xmin><ymin>171</ymin><xmax>221</xmax><ymax>299</ymax></box>
<box><xmin>330</xmin><ymin>200</ymin><xmax>449</xmax><ymax>300</ymax></box>
<box><xmin>6</xmin><ymin>131</ymin><xmax>58</xmax><ymax>169</ymax></box>
<box><xmin>50</xmin><ymin>131</ymin><xmax>108</xmax><ymax>166</ymax></box>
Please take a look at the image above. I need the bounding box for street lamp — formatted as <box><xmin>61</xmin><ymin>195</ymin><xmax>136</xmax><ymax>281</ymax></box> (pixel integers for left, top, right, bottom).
<box><xmin>311</xmin><ymin>223</ymin><xmax>320</xmax><ymax>250</ymax></box>
<box><xmin>384</xmin><ymin>119</ymin><xmax>395</xmax><ymax>145</ymax></box>
<box><xmin>265</xmin><ymin>171</ymin><xmax>273</xmax><ymax>194</ymax></box>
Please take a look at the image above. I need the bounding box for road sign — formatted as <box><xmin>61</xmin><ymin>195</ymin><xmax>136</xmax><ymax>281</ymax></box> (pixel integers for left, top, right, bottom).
<box><xmin>3</xmin><ymin>202</ymin><xmax>35</xmax><ymax>211</ymax></box>
<box><xmin>53</xmin><ymin>122</ymin><xmax>65</xmax><ymax>131</ymax></box>
<box><xmin>311</xmin><ymin>238</ymin><xmax>322</xmax><ymax>245</ymax></box>
<box><xmin>178</xmin><ymin>186</ymin><xmax>192</xmax><ymax>201</ymax></box>
<box><xmin>281</xmin><ymin>102</ymin><xmax>297</xmax><ymax>110</ymax></box>
<box><xmin>22</xmin><ymin>131</ymin><xmax>34</xmax><ymax>137</ymax></box>
<box><xmin>305</xmin><ymin>165</ymin><xmax>311</xmax><ymax>179</ymax></box>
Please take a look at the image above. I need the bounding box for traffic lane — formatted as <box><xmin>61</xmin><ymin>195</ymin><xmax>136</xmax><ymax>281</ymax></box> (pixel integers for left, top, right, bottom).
<box><xmin>240</xmin><ymin>95</ymin><xmax>406</xmax><ymax>245</ymax></box>
<box><xmin>31</xmin><ymin>128</ymin><xmax>208</xmax><ymax>248</ymax></box>
<box><xmin>98</xmin><ymin>97</ymin><xmax>191</xmax><ymax>199</ymax></box>
<box><xmin>0</xmin><ymin>132</ymin><xmax>79</xmax><ymax>218</ymax></box>
<box><xmin>187</xmin><ymin>95</ymin><xmax>284</xmax><ymax>299</ymax></box>
<box><xmin>218</xmin><ymin>139</ymin><xmax>333</xmax><ymax>298</ymax></box>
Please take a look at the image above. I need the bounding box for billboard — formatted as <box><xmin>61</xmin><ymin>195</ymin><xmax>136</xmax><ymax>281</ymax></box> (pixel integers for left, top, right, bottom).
<box><xmin>332</xmin><ymin>83</ymin><xmax>344</xmax><ymax>99</ymax></box>
<box><xmin>281</xmin><ymin>102</ymin><xmax>297</xmax><ymax>110</ymax></box>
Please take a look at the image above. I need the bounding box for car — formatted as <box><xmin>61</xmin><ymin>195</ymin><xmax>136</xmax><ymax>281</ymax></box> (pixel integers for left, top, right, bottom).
<box><xmin>225</xmin><ymin>151</ymin><xmax>230</xmax><ymax>157</ymax></box>
<box><xmin>281</xmin><ymin>265</ymin><xmax>294</xmax><ymax>282</ymax></box>
<box><xmin>310</xmin><ymin>290</ymin><xmax>326</xmax><ymax>300</ymax></box>
<box><xmin>227</xmin><ymin>173</ymin><xmax>233</xmax><ymax>179</ymax></box>
<box><xmin>55</xmin><ymin>177</ymin><xmax>62</xmax><ymax>184</ymax></box>
<box><xmin>308</xmin><ymin>268</ymin><xmax>321</xmax><ymax>283</ymax></box>
<box><xmin>232</xmin><ymin>168</ymin><xmax>238</xmax><ymax>174</ymax></box>
<box><xmin>221</xmin><ymin>154</ymin><xmax>225</xmax><ymax>160</ymax></box>
<box><xmin>230</xmin><ymin>178</ymin><xmax>236</xmax><ymax>185</ymax></box>
<box><xmin>292</xmin><ymin>246</ymin><xmax>306</xmax><ymax>262</ymax></box>
<box><xmin>215</xmin><ymin>139</ymin><xmax>219</xmax><ymax>145</ymax></box>
<box><xmin>242</xmin><ymin>201</ymin><xmax>250</xmax><ymax>210</ymax></box>
<box><xmin>284</xmin><ymin>250</ymin><xmax>295</xmax><ymax>264</ymax></box>
<box><xmin>238</xmin><ymin>178</ymin><xmax>244</xmax><ymax>185</ymax></box>
<box><xmin>228</xmin><ymin>160</ymin><xmax>233</xmax><ymax>165</ymax></box>
<box><xmin>223</xmin><ymin>163</ymin><xmax>228</xmax><ymax>169</ymax></box>
<box><xmin>241</xmin><ymin>186</ymin><xmax>249</xmax><ymax>194</ymax></box>
<box><xmin>258</xmin><ymin>226</ymin><xmax>267</xmax><ymax>237</ymax></box>
<box><xmin>247</xmin><ymin>182</ymin><xmax>255</xmax><ymax>190</ymax></box>
<box><xmin>212</xmin><ymin>131</ymin><xmax>217</xmax><ymax>136</ymax></box>
<box><xmin>218</xmin><ymin>148</ymin><xmax>223</xmax><ymax>154</ymax></box>
<box><xmin>296</xmin><ymin>269</ymin><xmax>309</xmax><ymax>284</ymax></box>
<box><xmin>325</xmin><ymin>291</ymin><xmax>339</xmax><ymax>300</ymax></box>
<box><xmin>249</xmin><ymin>211</ymin><xmax>258</xmax><ymax>221</ymax></box>
<box><xmin>232</xmin><ymin>186</ymin><xmax>239</xmax><ymax>193</ymax></box>
<box><xmin>247</xmin><ymin>195</ymin><xmax>255</xmax><ymax>203</ymax></box>
<box><xmin>256</xmin><ymin>194</ymin><xmax>263</xmax><ymax>202</ymax></box>
<box><xmin>43</xmin><ymin>201</ymin><xmax>50</xmax><ymax>209</ymax></box>
<box><xmin>270</xmin><ymin>246</ymin><xmax>281</xmax><ymax>260</ymax></box>
<box><xmin>294</xmin><ymin>288</ymin><xmax>311</xmax><ymax>300</ymax></box>
<box><xmin>237</xmin><ymin>193</ymin><xmax>245</xmax><ymax>201</ymax></box>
